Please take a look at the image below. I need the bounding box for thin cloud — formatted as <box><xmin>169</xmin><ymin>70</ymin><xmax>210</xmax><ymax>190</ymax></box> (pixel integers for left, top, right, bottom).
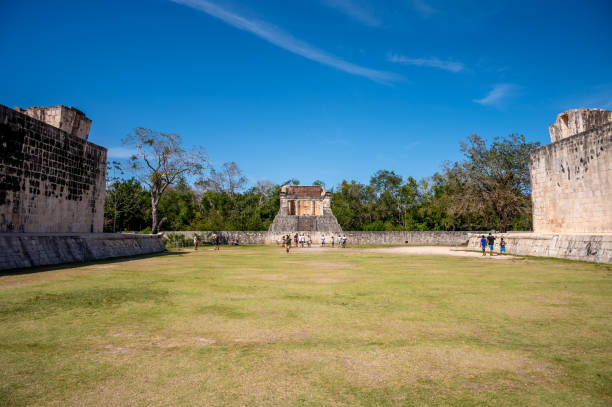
<box><xmin>171</xmin><ymin>0</ymin><xmax>401</xmax><ymax>84</ymax></box>
<box><xmin>321</xmin><ymin>0</ymin><xmax>381</xmax><ymax>27</ymax></box>
<box><xmin>474</xmin><ymin>83</ymin><xmax>520</xmax><ymax>107</ymax></box>
<box><xmin>107</xmin><ymin>147</ymin><xmax>136</xmax><ymax>159</ymax></box>
<box><xmin>412</xmin><ymin>0</ymin><xmax>437</xmax><ymax>17</ymax></box>
<box><xmin>389</xmin><ymin>54</ymin><xmax>464</xmax><ymax>73</ymax></box>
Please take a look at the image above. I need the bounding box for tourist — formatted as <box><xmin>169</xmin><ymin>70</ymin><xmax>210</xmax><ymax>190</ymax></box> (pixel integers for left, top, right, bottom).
<box><xmin>499</xmin><ymin>237</ymin><xmax>506</xmax><ymax>255</ymax></box>
<box><xmin>193</xmin><ymin>234</ymin><xmax>199</xmax><ymax>250</ymax></box>
<box><xmin>331</xmin><ymin>235</ymin><xmax>335</xmax><ymax>247</ymax></box>
<box><xmin>487</xmin><ymin>232</ymin><xmax>496</xmax><ymax>256</ymax></box>
<box><xmin>294</xmin><ymin>233</ymin><xmax>298</xmax><ymax>246</ymax></box>
<box><xmin>285</xmin><ymin>234</ymin><xmax>291</xmax><ymax>254</ymax></box>
<box><xmin>213</xmin><ymin>233</ymin><xmax>220</xmax><ymax>251</ymax></box>
<box><xmin>321</xmin><ymin>235</ymin><xmax>326</xmax><ymax>246</ymax></box>
<box><xmin>307</xmin><ymin>234</ymin><xmax>312</xmax><ymax>248</ymax></box>
<box><xmin>342</xmin><ymin>235</ymin><xmax>347</xmax><ymax>248</ymax></box>
<box><xmin>480</xmin><ymin>235</ymin><xmax>487</xmax><ymax>256</ymax></box>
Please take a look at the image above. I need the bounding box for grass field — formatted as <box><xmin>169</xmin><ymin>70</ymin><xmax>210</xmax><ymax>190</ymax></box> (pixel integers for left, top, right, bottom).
<box><xmin>1</xmin><ymin>246</ymin><xmax>611</xmax><ymax>406</ymax></box>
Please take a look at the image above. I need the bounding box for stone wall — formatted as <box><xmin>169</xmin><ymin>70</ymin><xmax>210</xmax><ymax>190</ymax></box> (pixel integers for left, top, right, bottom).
<box><xmin>167</xmin><ymin>230</ymin><xmax>478</xmax><ymax>246</ymax></box>
<box><xmin>0</xmin><ymin>105</ymin><xmax>106</xmax><ymax>233</ymax></box>
<box><xmin>549</xmin><ymin>108</ymin><xmax>612</xmax><ymax>143</ymax></box>
<box><xmin>0</xmin><ymin>233</ymin><xmax>166</xmax><ymax>270</ymax></box>
<box><xmin>467</xmin><ymin>233</ymin><xmax>612</xmax><ymax>264</ymax></box>
<box><xmin>15</xmin><ymin>105</ymin><xmax>92</xmax><ymax>140</ymax></box>
<box><xmin>529</xmin><ymin>121</ymin><xmax>612</xmax><ymax>234</ymax></box>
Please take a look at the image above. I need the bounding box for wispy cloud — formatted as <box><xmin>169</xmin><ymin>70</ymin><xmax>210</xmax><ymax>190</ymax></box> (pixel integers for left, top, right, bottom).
<box><xmin>107</xmin><ymin>147</ymin><xmax>136</xmax><ymax>159</ymax></box>
<box><xmin>403</xmin><ymin>141</ymin><xmax>421</xmax><ymax>151</ymax></box>
<box><xmin>388</xmin><ymin>54</ymin><xmax>464</xmax><ymax>73</ymax></box>
<box><xmin>171</xmin><ymin>0</ymin><xmax>401</xmax><ymax>84</ymax></box>
<box><xmin>474</xmin><ymin>83</ymin><xmax>520</xmax><ymax>107</ymax></box>
<box><xmin>321</xmin><ymin>0</ymin><xmax>380</xmax><ymax>27</ymax></box>
<box><xmin>412</xmin><ymin>0</ymin><xmax>437</xmax><ymax>17</ymax></box>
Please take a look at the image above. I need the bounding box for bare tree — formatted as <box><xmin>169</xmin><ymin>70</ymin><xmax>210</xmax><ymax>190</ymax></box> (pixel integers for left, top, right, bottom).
<box><xmin>199</xmin><ymin>161</ymin><xmax>247</xmax><ymax>196</ymax></box>
<box><xmin>124</xmin><ymin>128</ymin><xmax>207</xmax><ymax>234</ymax></box>
<box><xmin>254</xmin><ymin>179</ymin><xmax>274</xmax><ymax>206</ymax></box>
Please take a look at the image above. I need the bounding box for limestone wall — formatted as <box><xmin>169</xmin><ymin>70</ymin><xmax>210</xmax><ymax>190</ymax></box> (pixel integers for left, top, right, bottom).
<box><xmin>529</xmin><ymin>121</ymin><xmax>612</xmax><ymax>234</ymax></box>
<box><xmin>167</xmin><ymin>230</ymin><xmax>478</xmax><ymax>246</ymax></box>
<box><xmin>467</xmin><ymin>233</ymin><xmax>612</xmax><ymax>264</ymax></box>
<box><xmin>549</xmin><ymin>108</ymin><xmax>612</xmax><ymax>143</ymax></box>
<box><xmin>0</xmin><ymin>233</ymin><xmax>166</xmax><ymax>270</ymax></box>
<box><xmin>0</xmin><ymin>105</ymin><xmax>106</xmax><ymax>233</ymax></box>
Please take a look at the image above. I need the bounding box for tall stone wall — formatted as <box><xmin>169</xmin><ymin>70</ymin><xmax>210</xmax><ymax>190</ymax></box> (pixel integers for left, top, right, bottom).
<box><xmin>529</xmin><ymin>118</ymin><xmax>612</xmax><ymax>234</ymax></box>
<box><xmin>0</xmin><ymin>104</ymin><xmax>106</xmax><ymax>233</ymax></box>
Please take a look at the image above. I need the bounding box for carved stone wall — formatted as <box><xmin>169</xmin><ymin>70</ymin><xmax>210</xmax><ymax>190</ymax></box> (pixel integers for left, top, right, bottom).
<box><xmin>0</xmin><ymin>105</ymin><xmax>106</xmax><ymax>233</ymax></box>
<box><xmin>529</xmin><ymin>109</ymin><xmax>612</xmax><ymax>234</ymax></box>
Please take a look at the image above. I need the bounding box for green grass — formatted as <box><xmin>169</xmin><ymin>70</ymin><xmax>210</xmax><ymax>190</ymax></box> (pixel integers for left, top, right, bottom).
<box><xmin>1</xmin><ymin>246</ymin><xmax>611</xmax><ymax>406</ymax></box>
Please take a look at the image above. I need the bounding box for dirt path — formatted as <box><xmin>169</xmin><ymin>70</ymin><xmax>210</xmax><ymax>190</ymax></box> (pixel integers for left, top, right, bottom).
<box><xmin>289</xmin><ymin>246</ymin><xmax>515</xmax><ymax>259</ymax></box>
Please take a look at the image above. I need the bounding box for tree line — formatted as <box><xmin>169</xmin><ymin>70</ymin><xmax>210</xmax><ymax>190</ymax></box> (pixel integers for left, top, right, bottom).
<box><xmin>104</xmin><ymin>130</ymin><xmax>539</xmax><ymax>233</ymax></box>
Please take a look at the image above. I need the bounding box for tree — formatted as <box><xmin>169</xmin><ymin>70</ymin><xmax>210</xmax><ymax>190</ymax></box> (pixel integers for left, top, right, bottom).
<box><xmin>199</xmin><ymin>162</ymin><xmax>247</xmax><ymax>196</ymax></box>
<box><xmin>444</xmin><ymin>134</ymin><xmax>539</xmax><ymax>232</ymax></box>
<box><xmin>104</xmin><ymin>178</ymin><xmax>150</xmax><ymax>232</ymax></box>
<box><xmin>124</xmin><ymin>128</ymin><xmax>207</xmax><ymax>234</ymax></box>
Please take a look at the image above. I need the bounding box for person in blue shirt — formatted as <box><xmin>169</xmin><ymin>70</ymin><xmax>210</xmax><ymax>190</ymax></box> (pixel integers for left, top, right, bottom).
<box><xmin>480</xmin><ymin>235</ymin><xmax>487</xmax><ymax>256</ymax></box>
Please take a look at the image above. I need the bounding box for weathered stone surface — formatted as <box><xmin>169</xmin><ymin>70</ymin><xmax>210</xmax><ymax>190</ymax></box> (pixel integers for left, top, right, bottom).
<box><xmin>467</xmin><ymin>233</ymin><xmax>612</xmax><ymax>264</ymax></box>
<box><xmin>169</xmin><ymin>230</ymin><xmax>477</xmax><ymax>246</ymax></box>
<box><xmin>0</xmin><ymin>105</ymin><xmax>106</xmax><ymax>233</ymax></box>
<box><xmin>268</xmin><ymin>185</ymin><xmax>342</xmax><ymax>233</ymax></box>
<box><xmin>0</xmin><ymin>233</ymin><xmax>166</xmax><ymax>270</ymax></box>
<box><xmin>549</xmin><ymin>108</ymin><xmax>612</xmax><ymax>143</ymax></box>
<box><xmin>529</xmin><ymin>116</ymin><xmax>611</xmax><ymax>234</ymax></box>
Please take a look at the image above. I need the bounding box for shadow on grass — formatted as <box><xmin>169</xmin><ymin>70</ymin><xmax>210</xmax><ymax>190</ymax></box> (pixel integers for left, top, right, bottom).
<box><xmin>0</xmin><ymin>251</ymin><xmax>185</xmax><ymax>277</ymax></box>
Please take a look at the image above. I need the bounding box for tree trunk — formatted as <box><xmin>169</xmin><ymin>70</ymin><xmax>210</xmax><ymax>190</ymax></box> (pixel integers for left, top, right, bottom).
<box><xmin>151</xmin><ymin>194</ymin><xmax>159</xmax><ymax>234</ymax></box>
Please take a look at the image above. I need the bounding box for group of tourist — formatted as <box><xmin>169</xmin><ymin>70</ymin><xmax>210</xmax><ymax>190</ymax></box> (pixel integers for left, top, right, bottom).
<box><xmin>320</xmin><ymin>234</ymin><xmax>347</xmax><ymax>248</ymax></box>
<box><xmin>479</xmin><ymin>233</ymin><xmax>507</xmax><ymax>256</ymax></box>
<box><xmin>280</xmin><ymin>233</ymin><xmax>348</xmax><ymax>253</ymax></box>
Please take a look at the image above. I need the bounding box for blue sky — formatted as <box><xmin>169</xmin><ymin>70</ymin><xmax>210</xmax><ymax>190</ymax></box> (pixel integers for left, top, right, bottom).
<box><xmin>1</xmin><ymin>0</ymin><xmax>610</xmax><ymax>187</ymax></box>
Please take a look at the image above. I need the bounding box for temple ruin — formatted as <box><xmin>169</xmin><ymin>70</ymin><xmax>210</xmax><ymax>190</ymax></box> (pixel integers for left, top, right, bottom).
<box><xmin>268</xmin><ymin>185</ymin><xmax>342</xmax><ymax>233</ymax></box>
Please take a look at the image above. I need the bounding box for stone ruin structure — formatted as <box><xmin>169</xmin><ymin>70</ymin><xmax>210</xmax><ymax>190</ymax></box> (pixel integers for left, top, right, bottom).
<box><xmin>0</xmin><ymin>104</ymin><xmax>165</xmax><ymax>270</ymax></box>
<box><xmin>468</xmin><ymin>108</ymin><xmax>612</xmax><ymax>263</ymax></box>
<box><xmin>530</xmin><ymin>108</ymin><xmax>612</xmax><ymax>234</ymax></box>
<box><xmin>268</xmin><ymin>185</ymin><xmax>342</xmax><ymax>234</ymax></box>
<box><xmin>1</xmin><ymin>104</ymin><xmax>105</xmax><ymax>233</ymax></box>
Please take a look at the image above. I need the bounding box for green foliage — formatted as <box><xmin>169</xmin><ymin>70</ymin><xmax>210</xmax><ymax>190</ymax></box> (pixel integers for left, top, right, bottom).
<box><xmin>103</xmin><ymin>178</ymin><xmax>150</xmax><ymax>232</ymax></box>
<box><xmin>104</xmin><ymin>133</ymin><xmax>538</xmax><ymax>232</ymax></box>
<box><xmin>163</xmin><ymin>232</ymin><xmax>194</xmax><ymax>248</ymax></box>
<box><xmin>444</xmin><ymin>133</ymin><xmax>540</xmax><ymax>232</ymax></box>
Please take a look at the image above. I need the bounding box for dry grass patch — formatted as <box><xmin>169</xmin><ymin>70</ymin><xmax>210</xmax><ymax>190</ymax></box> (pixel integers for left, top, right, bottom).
<box><xmin>1</xmin><ymin>246</ymin><xmax>611</xmax><ymax>406</ymax></box>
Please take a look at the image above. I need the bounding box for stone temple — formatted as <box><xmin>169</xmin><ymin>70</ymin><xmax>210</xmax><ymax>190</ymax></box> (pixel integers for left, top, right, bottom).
<box><xmin>268</xmin><ymin>185</ymin><xmax>342</xmax><ymax>233</ymax></box>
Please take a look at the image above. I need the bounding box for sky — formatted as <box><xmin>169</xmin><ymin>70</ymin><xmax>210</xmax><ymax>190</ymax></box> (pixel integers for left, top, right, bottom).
<box><xmin>1</xmin><ymin>0</ymin><xmax>611</xmax><ymax>188</ymax></box>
